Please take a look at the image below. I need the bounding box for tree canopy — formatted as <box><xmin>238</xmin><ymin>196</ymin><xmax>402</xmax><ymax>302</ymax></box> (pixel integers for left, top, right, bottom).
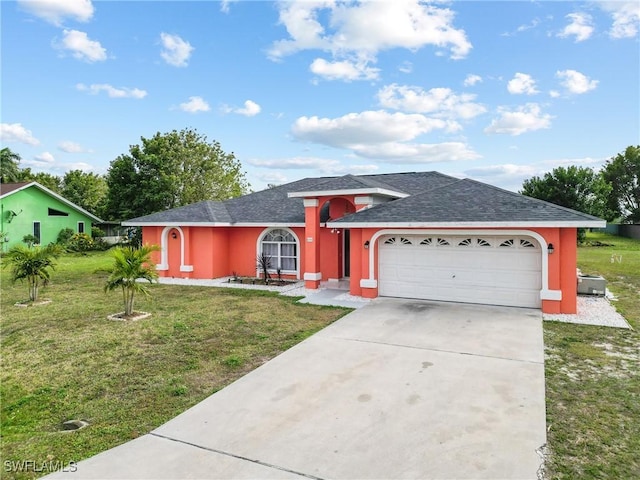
<box><xmin>520</xmin><ymin>165</ymin><xmax>615</xmax><ymax>221</ymax></box>
<box><xmin>1</xmin><ymin>148</ymin><xmax>22</xmax><ymax>183</ymax></box>
<box><xmin>602</xmin><ymin>145</ymin><xmax>640</xmax><ymax>223</ymax></box>
<box><xmin>62</xmin><ymin>170</ymin><xmax>108</xmax><ymax>218</ymax></box>
<box><xmin>105</xmin><ymin>128</ymin><xmax>249</xmax><ymax>220</ymax></box>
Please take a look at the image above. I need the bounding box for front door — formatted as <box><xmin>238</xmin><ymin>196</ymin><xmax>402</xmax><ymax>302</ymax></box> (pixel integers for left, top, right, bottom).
<box><xmin>343</xmin><ymin>229</ymin><xmax>350</xmax><ymax>277</ymax></box>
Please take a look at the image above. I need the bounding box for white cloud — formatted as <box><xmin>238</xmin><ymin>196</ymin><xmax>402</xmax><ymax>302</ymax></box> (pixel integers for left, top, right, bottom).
<box><xmin>0</xmin><ymin>123</ymin><xmax>40</xmax><ymax>145</ymax></box>
<box><xmin>54</xmin><ymin>29</ymin><xmax>107</xmax><ymax>62</ymax></box>
<box><xmin>291</xmin><ymin>110</ymin><xmax>478</xmax><ymax>163</ymax></box>
<box><xmin>549</xmin><ymin>90</ymin><xmax>561</xmax><ymax>98</ymax></box>
<box><xmin>398</xmin><ymin>61</ymin><xmax>413</xmax><ymax>74</ymax></box>
<box><xmin>463</xmin><ymin>163</ymin><xmax>541</xmax><ymax>192</ymax></box>
<box><xmin>465</xmin><ymin>156</ymin><xmax>609</xmax><ymax>192</ymax></box>
<box><xmin>17</xmin><ymin>0</ymin><xmax>94</xmax><ymax>26</ymax></box>
<box><xmin>35</xmin><ymin>151</ymin><xmax>55</xmax><ymax>164</ymax></box>
<box><xmin>596</xmin><ymin>1</ymin><xmax>640</xmax><ymax>38</ymax></box>
<box><xmin>269</xmin><ymin>1</ymin><xmax>471</xmax><ymax>81</ymax></box>
<box><xmin>178</xmin><ymin>96</ymin><xmax>210</xmax><ymax>113</ymax></box>
<box><xmin>465</xmin><ymin>164</ymin><xmax>537</xmax><ymax>178</ymax></box>
<box><xmin>351</xmin><ymin>142</ymin><xmax>480</xmax><ymax>163</ymax></box>
<box><xmin>507</xmin><ymin>73</ymin><xmax>539</xmax><ymax>95</ymax></box>
<box><xmin>310</xmin><ymin>57</ymin><xmax>379</xmax><ymax>81</ymax></box>
<box><xmin>377</xmin><ymin>84</ymin><xmax>486</xmax><ymax>120</ymax></box>
<box><xmin>220</xmin><ymin>0</ymin><xmax>238</xmax><ymax>14</ymax></box>
<box><xmin>502</xmin><ymin>17</ymin><xmax>541</xmax><ymax>37</ymax></box>
<box><xmin>556</xmin><ymin>69</ymin><xmax>598</xmax><ymax>94</ymax></box>
<box><xmin>76</xmin><ymin>83</ymin><xmax>147</xmax><ymax>98</ymax></box>
<box><xmin>292</xmin><ymin>110</ymin><xmax>452</xmax><ymax>147</ymax></box>
<box><xmin>484</xmin><ymin>103</ymin><xmax>552</xmax><ymax>136</ymax></box>
<box><xmin>249</xmin><ymin>157</ymin><xmax>379</xmax><ymax>174</ymax></box>
<box><xmin>260</xmin><ymin>172</ymin><xmax>290</xmax><ymax>185</ymax></box>
<box><xmin>58</xmin><ymin>141</ymin><xmax>85</xmax><ymax>153</ymax></box>
<box><xmin>558</xmin><ymin>12</ymin><xmax>594</xmax><ymax>42</ymax></box>
<box><xmin>222</xmin><ymin>100</ymin><xmax>261</xmax><ymax>117</ymax></box>
<box><xmin>160</xmin><ymin>33</ymin><xmax>194</xmax><ymax>67</ymax></box>
<box><xmin>463</xmin><ymin>74</ymin><xmax>482</xmax><ymax>87</ymax></box>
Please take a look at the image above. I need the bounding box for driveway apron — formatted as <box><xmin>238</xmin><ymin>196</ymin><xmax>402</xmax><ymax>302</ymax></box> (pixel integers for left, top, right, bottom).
<box><xmin>47</xmin><ymin>298</ymin><xmax>546</xmax><ymax>480</ymax></box>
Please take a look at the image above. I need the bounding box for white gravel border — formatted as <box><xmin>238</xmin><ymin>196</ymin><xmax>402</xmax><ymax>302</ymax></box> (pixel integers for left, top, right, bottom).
<box><xmin>158</xmin><ymin>277</ymin><xmax>629</xmax><ymax>327</ymax></box>
<box><xmin>156</xmin><ymin>277</ymin><xmax>370</xmax><ymax>308</ymax></box>
<box><xmin>543</xmin><ymin>292</ymin><xmax>631</xmax><ymax>329</ymax></box>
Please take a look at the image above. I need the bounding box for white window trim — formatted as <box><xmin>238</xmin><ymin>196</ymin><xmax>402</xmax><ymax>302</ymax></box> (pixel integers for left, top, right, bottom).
<box><xmin>256</xmin><ymin>227</ymin><xmax>300</xmax><ymax>279</ymax></box>
<box><xmin>362</xmin><ymin>229</ymin><xmax>561</xmax><ymax>301</ymax></box>
<box><xmin>158</xmin><ymin>226</ymin><xmax>193</xmax><ymax>272</ymax></box>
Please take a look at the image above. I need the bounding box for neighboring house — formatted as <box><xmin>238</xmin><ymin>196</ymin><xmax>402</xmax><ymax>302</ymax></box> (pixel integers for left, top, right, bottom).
<box><xmin>123</xmin><ymin>172</ymin><xmax>605</xmax><ymax>314</ymax></box>
<box><xmin>0</xmin><ymin>182</ymin><xmax>102</xmax><ymax>251</ymax></box>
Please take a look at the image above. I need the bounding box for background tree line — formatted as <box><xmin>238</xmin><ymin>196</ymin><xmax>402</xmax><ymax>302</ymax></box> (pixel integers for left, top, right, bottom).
<box><xmin>1</xmin><ymin>128</ymin><xmax>249</xmax><ymax>221</ymax></box>
<box><xmin>520</xmin><ymin>145</ymin><xmax>639</xmax><ymax>224</ymax></box>
<box><xmin>1</xmin><ymin>137</ymin><xmax>637</xmax><ymax>224</ymax></box>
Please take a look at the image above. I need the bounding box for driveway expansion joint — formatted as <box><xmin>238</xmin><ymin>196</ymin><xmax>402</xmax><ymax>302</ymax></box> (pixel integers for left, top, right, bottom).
<box><xmin>149</xmin><ymin>432</ymin><xmax>325</xmax><ymax>480</ymax></box>
<box><xmin>333</xmin><ymin>336</ymin><xmax>544</xmax><ymax>365</ymax></box>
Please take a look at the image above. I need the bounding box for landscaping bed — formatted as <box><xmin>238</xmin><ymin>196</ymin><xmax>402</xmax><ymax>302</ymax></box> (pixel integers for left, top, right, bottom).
<box><xmin>227</xmin><ymin>276</ymin><xmax>298</xmax><ymax>287</ymax></box>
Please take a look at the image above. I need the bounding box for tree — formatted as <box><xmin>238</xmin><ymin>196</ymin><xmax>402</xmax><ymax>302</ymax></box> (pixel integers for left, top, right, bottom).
<box><xmin>1</xmin><ymin>147</ymin><xmax>22</xmax><ymax>183</ymax></box>
<box><xmin>18</xmin><ymin>168</ymin><xmax>63</xmax><ymax>192</ymax></box>
<box><xmin>602</xmin><ymin>145</ymin><xmax>640</xmax><ymax>223</ymax></box>
<box><xmin>105</xmin><ymin>128</ymin><xmax>249</xmax><ymax>220</ymax></box>
<box><xmin>4</xmin><ymin>244</ymin><xmax>61</xmax><ymax>302</ymax></box>
<box><xmin>62</xmin><ymin>170</ymin><xmax>108</xmax><ymax>217</ymax></box>
<box><xmin>104</xmin><ymin>245</ymin><xmax>159</xmax><ymax>317</ymax></box>
<box><xmin>520</xmin><ymin>166</ymin><xmax>615</xmax><ymax>220</ymax></box>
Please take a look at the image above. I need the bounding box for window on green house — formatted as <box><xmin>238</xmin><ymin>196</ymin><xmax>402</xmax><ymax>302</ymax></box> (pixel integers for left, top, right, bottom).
<box><xmin>48</xmin><ymin>208</ymin><xmax>69</xmax><ymax>216</ymax></box>
<box><xmin>33</xmin><ymin>221</ymin><xmax>41</xmax><ymax>243</ymax></box>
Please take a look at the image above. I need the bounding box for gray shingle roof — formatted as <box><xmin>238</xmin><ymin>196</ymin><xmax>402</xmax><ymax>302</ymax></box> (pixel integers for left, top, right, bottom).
<box><xmin>124</xmin><ymin>172</ymin><xmax>603</xmax><ymax>226</ymax></box>
<box><xmin>331</xmin><ymin>178</ymin><xmax>603</xmax><ymax>225</ymax></box>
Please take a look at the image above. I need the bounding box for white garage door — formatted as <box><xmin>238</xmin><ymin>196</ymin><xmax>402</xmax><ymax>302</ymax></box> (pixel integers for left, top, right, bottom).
<box><xmin>378</xmin><ymin>235</ymin><xmax>542</xmax><ymax>308</ymax></box>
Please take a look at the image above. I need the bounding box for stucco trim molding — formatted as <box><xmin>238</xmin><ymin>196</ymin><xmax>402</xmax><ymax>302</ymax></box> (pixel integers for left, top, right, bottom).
<box><xmin>541</xmin><ymin>289</ymin><xmax>562</xmax><ymax>300</ymax></box>
<box><xmin>160</xmin><ymin>226</ymin><xmax>190</xmax><ymax>273</ymax></box>
<box><xmin>304</xmin><ymin>272</ymin><xmax>322</xmax><ymax>281</ymax></box>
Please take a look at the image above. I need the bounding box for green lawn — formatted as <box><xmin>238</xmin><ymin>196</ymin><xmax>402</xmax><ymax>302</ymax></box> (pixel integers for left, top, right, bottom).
<box><xmin>2</xmin><ymin>235</ymin><xmax>639</xmax><ymax>479</ymax></box>
<box><xmin>543</xmin><ymin>232</ymin><xmax>640</xmax><ymax>479</ymax></box>
<box><xmin>0</xmin><ymin>251</ymin><xmax>350</xmax><ymax>479</ymax></box>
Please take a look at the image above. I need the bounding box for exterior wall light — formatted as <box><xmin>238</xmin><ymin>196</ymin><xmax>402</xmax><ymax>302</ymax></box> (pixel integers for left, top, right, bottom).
<box><xmin>547</xmin><ymin>243</ymin><xmax>554</xmax><ymax>254</ymax></box>
<box><xmin>364</xmin><ymin>240</ymin><xmax>370</xmax><ymax>249</ymax></box>
<box><xmin>171</xmin><ymin>232</ymin><xmax>177</xmax><ymax>239</ymax></box>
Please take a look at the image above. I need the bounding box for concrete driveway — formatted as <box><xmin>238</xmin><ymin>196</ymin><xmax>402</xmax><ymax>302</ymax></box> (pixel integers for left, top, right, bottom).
<box><xmin>48</xmin><ymin>298</ymin><xmax>546</xmax><ymax>480</ymax></box>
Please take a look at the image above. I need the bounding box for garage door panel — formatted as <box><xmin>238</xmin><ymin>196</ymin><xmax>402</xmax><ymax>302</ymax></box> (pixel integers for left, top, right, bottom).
<box><xmin>379</xmin><ymin>235</ymin><xmax>542</xmax><ymax>309</ymax></box>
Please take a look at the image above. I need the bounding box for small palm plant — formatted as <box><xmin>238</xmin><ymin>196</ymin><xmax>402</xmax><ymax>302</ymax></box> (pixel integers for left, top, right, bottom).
<box><xmin>104</xmin><ymin>245</ymin><xmax>159</xmax><ymax>317</ymax></box>
<box><xmin>257</xmin><ymin>252</ymin><xmax>272</xmax><ymax>284</ymax></box>
<box><xmin>4</xmin><ymin>244</ymin><xmax>61</xmax><ymax>303</ymax></box>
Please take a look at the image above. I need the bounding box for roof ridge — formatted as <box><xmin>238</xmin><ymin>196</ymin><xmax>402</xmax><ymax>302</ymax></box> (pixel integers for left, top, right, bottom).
<box><xmin>460</xmin><ymin>178</ymin><xmax>603</xmax><ymax>220</ymax></box>
<box><xmin>338</xmin><ymin>177</ymin><xmax>465</xmax><ymax>221</ymax></box>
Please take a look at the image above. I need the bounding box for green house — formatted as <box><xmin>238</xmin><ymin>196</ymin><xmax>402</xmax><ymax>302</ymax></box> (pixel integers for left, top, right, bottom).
<box><xmin>0</xmin><ymin>182</ymin><xmax>102</xmax><ymax>252</ymax></box>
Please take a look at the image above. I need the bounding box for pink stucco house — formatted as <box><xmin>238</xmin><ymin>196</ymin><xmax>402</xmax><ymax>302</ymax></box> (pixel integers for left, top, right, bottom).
<box><xmin>123</xmin><ymin>171</ymin><xmax>605</xmax><ymax>314</ymax></box>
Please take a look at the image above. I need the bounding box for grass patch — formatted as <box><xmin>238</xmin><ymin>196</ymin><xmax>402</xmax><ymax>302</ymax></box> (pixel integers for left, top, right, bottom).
<box><xmin>543</xmin><ymin>232</ymin><xmax>640</xmax><ymax>479</ymax></box>
<box><xmin>1</xmin><ymin>251</ymin><xmax>350</xmax><ymax>479</ymax></box>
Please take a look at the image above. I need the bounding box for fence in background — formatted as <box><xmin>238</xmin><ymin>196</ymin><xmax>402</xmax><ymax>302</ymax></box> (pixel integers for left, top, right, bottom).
<box><xmin>595</xmin><ymin>224</ymin><xmax>640</xmax><ymax>240</ymax></box>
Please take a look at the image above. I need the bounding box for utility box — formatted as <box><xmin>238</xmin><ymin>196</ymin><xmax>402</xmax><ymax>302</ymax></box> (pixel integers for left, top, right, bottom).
<box><xmin>577</xmin><ymin>275</ymin><xmax>607</xmax><ymax>296</ymax></box>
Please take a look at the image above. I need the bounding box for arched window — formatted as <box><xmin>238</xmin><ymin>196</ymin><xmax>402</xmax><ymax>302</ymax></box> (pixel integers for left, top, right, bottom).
<box><xmin>261</xmin><ymin>229</ymin><xmax>298</xmax><ymax>272</ymax></box>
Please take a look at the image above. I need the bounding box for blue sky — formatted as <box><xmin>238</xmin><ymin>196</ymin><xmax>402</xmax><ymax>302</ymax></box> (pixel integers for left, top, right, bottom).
<box><xmin>1</xmin><ymin>0</ymin><xmax>639</xmax><ymax>192</ymax></box>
